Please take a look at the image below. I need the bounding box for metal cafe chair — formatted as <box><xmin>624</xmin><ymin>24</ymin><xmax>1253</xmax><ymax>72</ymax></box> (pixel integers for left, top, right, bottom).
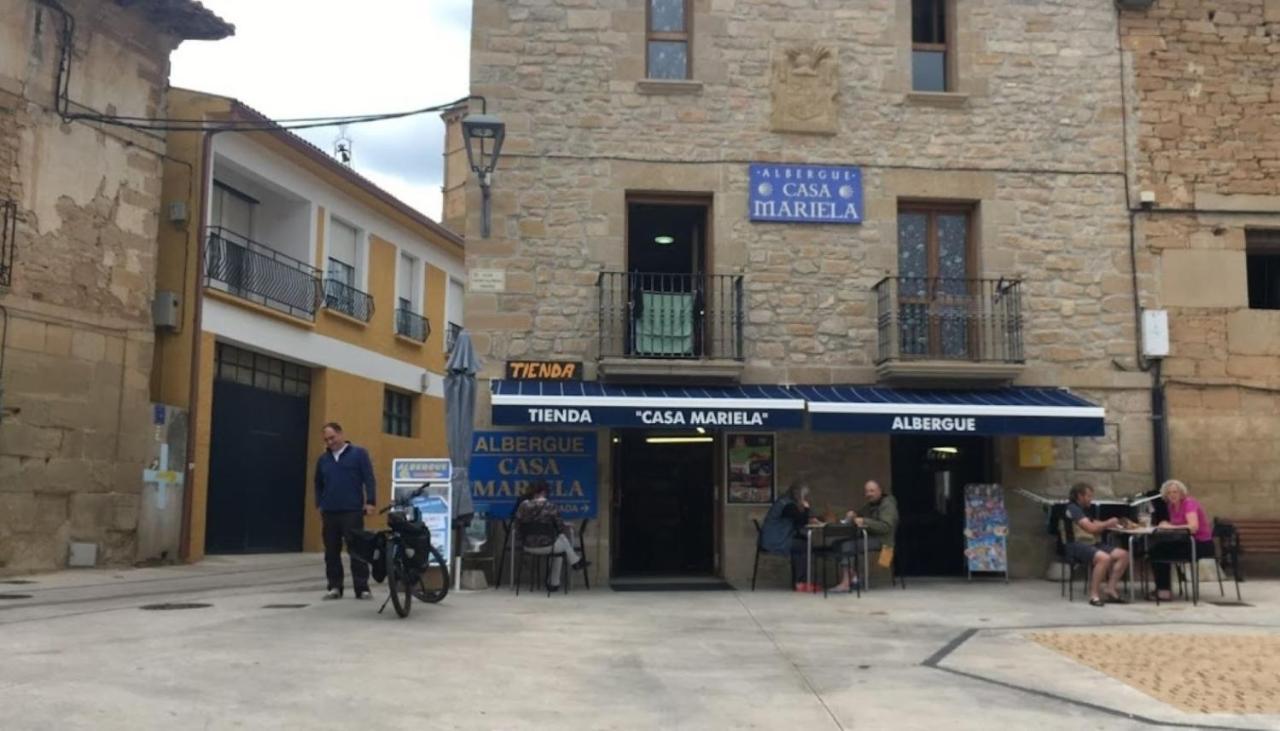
<box><xmin>514</xmin><ymin>521</ymin><xmax>570</xmax><ymax>597</ymax></box>
<box><xmin>750</xmin><ymin>518</ymin><xmax>795</xmax><ymax>590</ymax></box>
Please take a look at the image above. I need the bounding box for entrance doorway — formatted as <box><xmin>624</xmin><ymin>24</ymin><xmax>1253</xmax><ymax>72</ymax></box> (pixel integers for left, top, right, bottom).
<box><xmin>613</xmin><ymin>430</ymin><xmax>717</xmax><ymax>577</ymax></box>
<box><xmin>890</xmin><ymin>435</ymin><xmax>991</xmax><ymax>576</ymax></box>
<box><xmin>205</xmin><ymin>344</ymin><xmax>311</xmax><ymax>553</ymax></box>
<box><xmin>624</xmin><ymin>197</ymin><xmax>711</xmax><ymax>358</ymax></box>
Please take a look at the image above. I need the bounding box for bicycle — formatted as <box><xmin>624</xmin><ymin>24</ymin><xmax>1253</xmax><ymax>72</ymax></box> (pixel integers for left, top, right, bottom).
<box><xmin>349</xmin><ymin>484</ymin><xmax>450</xmax><ymax>618</ymax></box>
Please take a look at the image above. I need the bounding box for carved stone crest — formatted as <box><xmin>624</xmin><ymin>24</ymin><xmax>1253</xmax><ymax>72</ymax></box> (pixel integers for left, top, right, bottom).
<box><xmin>770</xmin><ymin>44</ymin><xmax>838</xmax><ymax>135</ymax></box>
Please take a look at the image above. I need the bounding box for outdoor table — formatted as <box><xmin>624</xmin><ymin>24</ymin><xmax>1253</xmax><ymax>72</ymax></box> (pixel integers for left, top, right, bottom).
<box><xmin>1109</xmin><ymin>525</ymin><xmax>1198</xmax><ymax>605</ymax></box>
<box><xmin>804</xmin><ymin>523</ymin><xmax>869</xmax><ymax>593</ymax></box>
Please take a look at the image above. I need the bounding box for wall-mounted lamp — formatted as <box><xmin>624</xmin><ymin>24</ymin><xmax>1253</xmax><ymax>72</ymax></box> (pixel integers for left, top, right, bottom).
<box><xmin>461</xmin><ymin>113</ymin><xmax>506</xmax><ymax>239</ymax></box>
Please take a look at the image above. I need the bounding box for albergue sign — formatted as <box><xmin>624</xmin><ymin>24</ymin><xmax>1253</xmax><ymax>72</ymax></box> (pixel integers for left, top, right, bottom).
<box><xmin>749</xmin><ymin>163</ymin><xmax>863</xmax><ymax>224</ymax></box>
<box><xmin>469</xmin><ymin>431</ymin><xmax>597</xmax><ymax>518</ymax></box>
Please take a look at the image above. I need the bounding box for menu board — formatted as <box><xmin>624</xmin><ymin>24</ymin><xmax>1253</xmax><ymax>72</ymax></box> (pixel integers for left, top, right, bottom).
<box><xmin>964</xmin><ymin>484</ymin><xmax>1009</xmax><ymax>575</ymax></box>
<box><xmin>726</xmin><ymin>433</ymin><xmax>775</xmax><ymax>504</ymax></box>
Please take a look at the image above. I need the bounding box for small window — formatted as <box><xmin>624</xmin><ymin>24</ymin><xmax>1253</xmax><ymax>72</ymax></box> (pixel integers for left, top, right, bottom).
<box><xmin>911</xmin><ymin>0</ymin><xmax>949</xmax><ymax>92</ymax></box>
<box><xmin>1246</xmin><ymin>230</ymin><xmax>1280</xmax><ymax>310</ymax></box>
<box><xmin>214</xmin><ymin>343</ymin><xmax>310</xmax><ymax>396</ymax></box>
<box><xmin>647</xmin><ymin>0</ymin><xmax>691</xmax><ymax>80</ymax></box>
<box><xmin>383</xmin><ymin>389</ymin><xmax>414</xmax><ymax>438</ymax></box>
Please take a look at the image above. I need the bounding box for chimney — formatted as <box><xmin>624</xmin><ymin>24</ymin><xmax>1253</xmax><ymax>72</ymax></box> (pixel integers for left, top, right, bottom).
<box><xmin>440</xmin><ymin>104</ymin><xmax>469</xmax><ymax>235</ymax></box>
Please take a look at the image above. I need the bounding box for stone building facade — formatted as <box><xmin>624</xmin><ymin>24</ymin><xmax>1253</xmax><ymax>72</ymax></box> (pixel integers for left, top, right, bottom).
<box><xmin>1121</xmin><ymin>0</ymin><xmax>1280</xmax><ymax>531</ymax></box>
<box><xmin>458</xmin><ymin>0</ymin><xmax>1187</xmax><ymax>586</ymax></box>
<box><xmin>0</xmin><ymin>1</ymin><xmax>231</xmax><ymax>572</ymax></box>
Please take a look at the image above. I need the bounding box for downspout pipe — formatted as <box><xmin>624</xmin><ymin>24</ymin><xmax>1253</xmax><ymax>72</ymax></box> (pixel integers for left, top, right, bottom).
<box><xmin>178</xmin><ymin>128</ymin><xmax>218</xmax><ymax>562</ymax></box>
<box><xmin>1150</xmin><ymin>358</ymin><xmax>1169</xmax><ymax>491</ymax></box>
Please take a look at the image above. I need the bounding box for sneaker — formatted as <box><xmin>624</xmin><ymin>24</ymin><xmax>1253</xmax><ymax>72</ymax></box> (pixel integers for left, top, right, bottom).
<box><xmin>354</xmin><ymin>589</ymin><xmax>373</xmax><ymax>600</ymax></box>
<box><xmin>322</xmin><ymin>589</ymin><xmax>342</xmax><ymax>600</ymax></box>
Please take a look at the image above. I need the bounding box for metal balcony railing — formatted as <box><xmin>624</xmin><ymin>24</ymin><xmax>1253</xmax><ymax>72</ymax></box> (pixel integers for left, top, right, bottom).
<box><xmin>445</xmin><ymin>321</ymin><xmax>463</xmax><ymax>352</ymax></box>
<box><xmin>396</xmin><ymin>308</ymin><xmax>431</xmax><ymax>342</ymax></box>
<box><xmin>323</xmin><ymin>278</ymin><xmax>375</xmax><ymax>322</ymax></box>
<box><xmin>204</xmin><ymin>226</ymin><xmax>321</xmax><ymax>320</ymax></box>
<box><xmin>597</xmin><ymin>271</ymin><xmax>745</xmax><ymax>361</ymax></box>
<box><xmin>874</xmin><ymin>276</ymin><xmax>1024</xmax><ymax>363</ymax></box>
<box><xmin>1</xmin><ymin>199</ymin><xmax>16</xmax><ymax>288</ymax></box>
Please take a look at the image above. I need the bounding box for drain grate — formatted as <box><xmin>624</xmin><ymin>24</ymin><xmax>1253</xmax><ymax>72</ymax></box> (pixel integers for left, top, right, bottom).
<box><xmin>0</xmin><ymin>593</ymin><xmax>33</xmax><ymax>600</ymax></box>
<box><xmin>262</xmin><ymin>604</ymin><xmax>309</xmax><ymax>609</ymax></box>
<box><xmin>1</xmin><ymin>580</ymin><xmax>36</xmax><ymax>585</ymax></box>
<box><xmin>139</xmin><ymin>602</ymin><xmax>212</xmax><ymax>611</ymax></box>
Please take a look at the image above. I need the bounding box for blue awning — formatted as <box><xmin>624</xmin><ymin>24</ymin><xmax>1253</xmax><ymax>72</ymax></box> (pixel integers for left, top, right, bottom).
<box><xmin>796</xmin><ymin>385</ymin><xmax>1105</xmax><ymax>437</ymax></box>
<box><xmin>490</xmin><ymin>380</ymin><xmax>807</xmax><ymax>430</ymax></box>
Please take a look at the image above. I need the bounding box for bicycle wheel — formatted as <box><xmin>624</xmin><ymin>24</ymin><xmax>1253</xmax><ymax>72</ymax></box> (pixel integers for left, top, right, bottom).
<box><xmin>412</xmin><ymin>545</ymin><xmax>450</xmax><ymax>604</ymax></box>
<box><xmin>386</xmin><ymin>541</ymin><xmax>412</xmax><ymax>618</ymax></box>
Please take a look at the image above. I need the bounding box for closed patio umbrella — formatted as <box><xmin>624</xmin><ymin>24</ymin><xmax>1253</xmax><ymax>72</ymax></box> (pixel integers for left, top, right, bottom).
<box><xmin>445</xmin><ymin>329</ymin><xmax>479</xmax><ymax>523</ymax></box>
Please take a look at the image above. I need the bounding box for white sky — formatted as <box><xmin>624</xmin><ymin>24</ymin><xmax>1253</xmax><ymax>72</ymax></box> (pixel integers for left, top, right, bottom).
<box><xmin>170</xmin><ymin>0</ymin><xmax>472</xmax><ymax>222</ymax></box>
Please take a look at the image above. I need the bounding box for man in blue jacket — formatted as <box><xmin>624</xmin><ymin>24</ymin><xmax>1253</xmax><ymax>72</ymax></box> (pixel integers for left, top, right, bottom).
<box><xmin>315</xmin><ymin>422</ymin><xmax>377</xmax><ymax>600</ymax></box>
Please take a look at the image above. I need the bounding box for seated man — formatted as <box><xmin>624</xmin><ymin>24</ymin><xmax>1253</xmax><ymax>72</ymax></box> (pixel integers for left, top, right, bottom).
<box><xmin>833</xmin><ymin>480</ymin><xmax>898</xmax><ymax>592</ymax></box>
<box><xmin>515</xmin><ymin>481</ymin><xmax>590</xmax><ymax>590</ymax></box>
<box><xmin>1064</xmin><ymin>482</ymin><xmax>1130</xmax><ymax>606</ymax></box>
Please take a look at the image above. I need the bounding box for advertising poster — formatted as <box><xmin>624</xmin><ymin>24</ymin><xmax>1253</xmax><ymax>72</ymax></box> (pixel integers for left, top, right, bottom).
<box><xmin>726</xmin><ymin>433</ymin><xmax>775</xmax><ymax>504</ymax></box>
<box><xmin>963</xmin><ymin>483</ymin><xmax>1008</xmax><ymax>575</ymax></box>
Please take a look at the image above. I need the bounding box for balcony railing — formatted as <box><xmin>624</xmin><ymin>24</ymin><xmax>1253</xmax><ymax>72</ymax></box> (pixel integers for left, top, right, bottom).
<box><xmin>874</xmin><ymin>276</ymin><xmax>1024</xmax><ymax>363</ymax></box>
<box><xmin>597</xmin><ymin>271</ymin><xmax>744</xmax><ymax>361</ymax></box>
<box><xmin>396</xmin><ymin>308</ymin><xmax>431</xmax><ymax>342</ymax></box>
<box><xmin>1</xmin><ymin>199</ymin><xmax>16</xmax><ymax>288</ymax></box>
<box><xmin>445</xmin><ymin>321</ymin><xmax>463</xmax><ymax>352</ymax></box>
<box><xmin>204</xmin><ymin>226</ymin><xmax>321</xmax><ymax>320</ymax></box>
<box><xmin>323</xmin><ymin>278</ymin><xmax>375</xmax><ymax>322</ymax></box>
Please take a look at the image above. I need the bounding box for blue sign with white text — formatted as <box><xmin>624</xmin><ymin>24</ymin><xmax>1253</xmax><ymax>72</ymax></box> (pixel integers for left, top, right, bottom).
<box><xmin>749</xmin><ymin>163</ymin><xmax>863</xmax><ymax>224</ymax></box>
<box><xmin>469</xmin><ymin>431</ymin><xmax>598</xmax><ymax>519</ymax></box>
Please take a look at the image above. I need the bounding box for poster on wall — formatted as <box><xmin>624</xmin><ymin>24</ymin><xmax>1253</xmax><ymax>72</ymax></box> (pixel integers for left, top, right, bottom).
<box><xmin>963</xmin><ymin>483</ymin><xmax>1009</xmax><ymax>578</ymax></box>
<box><xmin>726</xmin><ymin>433</ymin><xmax>776</xmax><ymax>504</ymax></box>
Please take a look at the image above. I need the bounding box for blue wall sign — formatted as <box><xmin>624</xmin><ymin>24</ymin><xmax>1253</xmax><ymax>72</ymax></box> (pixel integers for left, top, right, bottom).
<box><xmin>491</xmin><ymin>405</ymin><xmax>804</xmax><ymax>431</ymax></box>
<box><xmin>469</xmin><ymin>432</ymin><xmax>598</xmax><ymax>519</ymax></box>
<box><xmin>809</xmin><ymin>413</ymin><xmax>1104</xmax><ymax>437</ymax></box>
<box><xmin>749</xmin><ymin>163</ymin><xmax>863</xmax><ymax>224</ymax></box>
<box><xmin>392</xmin><ymin>458</ymin><xmax>452</xmax><ymax>483</ymax></box>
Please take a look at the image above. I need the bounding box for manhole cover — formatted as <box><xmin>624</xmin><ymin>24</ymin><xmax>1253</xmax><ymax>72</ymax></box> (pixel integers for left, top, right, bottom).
<box><xmin>262</xmin><ymin>604</ymin><xmax>309</xmax><ymax>609</ymax></box>
<box><xmin>139</xmin><ymin>602</ymin><xmax>212</xmax><ymax>611</ymax></box>
<box><xmin>1</xmin><ymin>580</ymin><xmax>36</xmax><ymax>585</ymax></box>
<box><xmin>0</xmin><ymin>593</ymin><xmax>33</xmax><ymax>600</ymax></box>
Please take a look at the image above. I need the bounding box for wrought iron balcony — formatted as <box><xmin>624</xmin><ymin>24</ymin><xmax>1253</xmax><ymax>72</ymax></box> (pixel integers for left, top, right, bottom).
<box><xmin>874</xmin><ymin>276</ymin><xmax>1024</xmax><ymax>383</ymax></box>
<box><xmin>597</xmin><ymin>272</ymin><xmax>745</xmax><ymax>366</ymax></box>
<box><xmin>204</xmin><ymin>226</ymin><xmax>321</xmax><ymax>320</ymax></box>
<box><xmin>396</xmin><ymin>308</ymin><xmax>431</xmax><ymax>342</ymax></box>
<box><xmin>445</xmin><ymin>321</ymin><xmax>463</xmax><ymax>352</ymax></box>
<box><xmin>323</xmin><ymin>278</ymin><xmax>375</xmax><ymax>322</ymax></box>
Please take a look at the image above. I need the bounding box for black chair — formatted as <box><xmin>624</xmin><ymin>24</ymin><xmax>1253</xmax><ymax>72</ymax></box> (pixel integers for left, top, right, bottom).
<box><xmin>514</xmin><ymin>521</ymin><xmax>570</xmax><ymax>597</ymax></box>
<box><xmin>1214</xmin><ymin>518</ymin><xmax>1244</xmax><ymax>601</ymax></box>
<box><xmin>575</xmin><ymin>519</ymin><xmax>591</xmax><ymax>590</ymax></box>
<box><xmin>750</xmin><ymin>518</ymin><xmax>795</xmax><ymax>590</ymax></box>
<box><xmin>494</xmin><ymin>519</ymin><xmax>514</xmax><ymax>589</ymax></box>
<box><xmin>1147</xmin><ymin>530</ymin><xmax>1201</xmax><ymax>606</ymax></box>
<box><xmin>862</xmin><ymin>527</ymin><xmax>905</xmax><ymax>591</ymax></box>
<box><xmin>1050</xmin><ymin>503</ymin><xmax>1090</xmax><ymax>602</ymax></box>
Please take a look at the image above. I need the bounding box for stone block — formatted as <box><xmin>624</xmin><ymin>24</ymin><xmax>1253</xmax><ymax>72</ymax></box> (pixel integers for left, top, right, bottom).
<box><xmin>1226</xmin><ymin>309</ymin><xmax>1280</xmax><ymax>356</ymax></box>
<box><xmin>69</xmin><ymin>493</ymin><xmax>115</xmax><ymax>534</ymax></box>
<box><xmin>1159</xmin><ymin>250</ymin><xmax>1248</xmax><ymax>308</ymax></box>
<box><xmin>6</xmin><ymin>317</ymin><xmax>46</xmax><ymax>352</ymax></box>
<box><xmin>0</xmin><ymin>492</ymin><xmax>36</xmax><ymax>529</ymax></box>
<box><xmin>71</xmin><ymin>331</ymin><xmax>108</xmax><ymax>362</ymax></box>
<box><xmin>0</xmin><ymin>421</ymin><xmax>64</xmax><ymax>458</ymax></box>
<box><xmin>43</xmin><ymin>324</ymin><xmax>73</xmax><ymax>356</ymax></box>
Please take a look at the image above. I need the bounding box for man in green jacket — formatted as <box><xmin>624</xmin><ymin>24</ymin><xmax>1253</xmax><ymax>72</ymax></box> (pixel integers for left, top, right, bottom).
<box><xmin>832</xmin><ymin>480</ymin><xmax>899</xmax><ymax>592</ymax></box>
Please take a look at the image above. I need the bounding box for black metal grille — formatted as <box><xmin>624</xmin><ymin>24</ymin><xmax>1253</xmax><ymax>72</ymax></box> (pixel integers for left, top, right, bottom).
<box><xmin>1</xmin><ymin>199</ymin><xmax>16</xmax><ymax>288</ymax></box>
<box><xmin>324</xmin><ymin>278</ymin><xmax>375</xmax><ymax>322</ymax></box>
<box><xmin>874</xmin><ymin>277</ymin><xmax>1023</xmax><ymax>363</ymax></box>
<box><xmin>215</xmin><ymin>343</ymin><xmax>311</xmax><ymax>397</ymax></box>
<box><xmin>383</xmin><ymin>389</ymin><xmax>413</xmax><ymax>437</ymax></box>
<box><xmin>396</xmin><ymin>308</ymin><xmax>431</xmax><ymax>342</ymax></box>
<box><xmin>445</xmin><ymin>321</ymin><xmax>463</xmax><ymax>352</ymax></box>
<box><xmin>597</xmin><ymin>272</ymin><xmax>744</xmax><ymax>360</ymax></box>
<box><xmin>204</xmin><ymin>227</ymin><xmax>321</xmax><ymax>319</ymax></box>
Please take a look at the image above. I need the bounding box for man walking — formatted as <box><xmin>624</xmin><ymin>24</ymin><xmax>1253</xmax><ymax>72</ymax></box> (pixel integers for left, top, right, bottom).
<box><xmin>315</xmin><ymin>422</ymin><xmax>377</xmax><ymax>600</ymax></box>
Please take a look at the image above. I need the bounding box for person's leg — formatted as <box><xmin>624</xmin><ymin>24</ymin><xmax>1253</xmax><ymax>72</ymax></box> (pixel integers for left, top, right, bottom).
<box><xmin>345</xmin><ymin>512</ymin><xmax>370</xmax><ymax>593</ymax></box>
<box><xmin>1089</xmin><ymin>549</ymin><xmax>1111</xmax><ymax>602</ymax></box>
<box><xmin>790</xmin><ymin>538</ymin><xmax>809</xmax><ymax>588</ymax></box>
<box><xmin>553</xmin><ymin>534</ymin><xmax>581</xmax><ymax>566</ymax></box>
<box><xmin>1150</xmin><ymin>541</ymin><xmax>1181</xmax><ymax>598</ymax></box>
<box><xmin>832</xmin><ymin>540</ymin><xmax>855</xmax><ymax>591</ymax></box>
<box><xmin>321</xmin><ymin>512</ymin><xmax>344</xmax><ymax>594</ymax></box>
<box><xmin>1105</xmin><ymin>548</ymin><xmax>1129</xmax><ymax>598</ymax></box>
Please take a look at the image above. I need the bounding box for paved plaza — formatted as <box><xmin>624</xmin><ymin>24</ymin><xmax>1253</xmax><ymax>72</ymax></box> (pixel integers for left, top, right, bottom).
<box><xmin>1</xmin><ymin>555</ymin><xmax>1278</xmax><ymax>730</ymax></box>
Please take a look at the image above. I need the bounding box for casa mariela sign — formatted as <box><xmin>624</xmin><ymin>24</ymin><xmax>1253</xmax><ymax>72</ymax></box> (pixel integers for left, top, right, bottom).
<box><xmin>492</xmin><ymin>405</ymin><xmax>805</xmax><ymax>430</ymax></box>
<box><xmin>748</xmin><ymin>163</ymin><xmax>863</xmax><ymax>224</ymax></box>
<box><xmin>469</xmin><ymin>431</ymin><xmax>598</xmax><ymax>519</ymax></box>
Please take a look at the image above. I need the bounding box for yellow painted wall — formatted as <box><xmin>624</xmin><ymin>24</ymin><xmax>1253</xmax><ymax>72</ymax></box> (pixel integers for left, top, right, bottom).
<box><xmin>424</xmin><ymin>264</ymin><xmax>449</xmax><ymax>372</ymax></box>
<box><xmin>185</xmin><ymin>331</ymin><xmax>217</xmax><ymax>561</ymax></box>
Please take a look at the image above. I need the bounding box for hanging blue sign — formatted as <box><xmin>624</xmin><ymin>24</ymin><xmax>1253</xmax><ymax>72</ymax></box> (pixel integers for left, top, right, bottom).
<box><xmin>469</xmin><ymin>431</ymin><xmax>598</xmax><ymax>519</ymax></box>
<box><xmin>749</xmin><ymin>163</ymin><xmax>863</xmax><ymax>224</ymax></box>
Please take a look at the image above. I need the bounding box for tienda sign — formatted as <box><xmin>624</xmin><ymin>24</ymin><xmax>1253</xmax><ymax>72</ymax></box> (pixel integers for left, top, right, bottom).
<box><xmin>505</xmin><ymin>360</ymin><xmax>583</xmax><ymax>381</ymax></box>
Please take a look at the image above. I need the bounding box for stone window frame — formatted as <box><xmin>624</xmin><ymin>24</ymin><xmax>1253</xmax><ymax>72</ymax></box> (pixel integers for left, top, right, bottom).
<box><xmin>1245</xmin><ymin>229</ymin><xmax>1280</xmax><ymax>311</ymax></box>
<box><xmin>645</xmin><ymin>0</ymin><xmax>693</xmax><ymax>81</ymax></box>
<box><xmin>896</xmin><ymin>0</ymin><xmax>974</xmax><ymax>107</ymax></box>
<box><xmin>911</xmin><ymin>0</ymin><xmax>951</xmax><ymax>92</ymax></box>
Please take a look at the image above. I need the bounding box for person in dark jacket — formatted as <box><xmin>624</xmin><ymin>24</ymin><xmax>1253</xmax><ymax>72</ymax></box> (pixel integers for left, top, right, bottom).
<box><xmin>832</xmin><ymin>480</ymin><xmax>899</xmax><ymax>592</ymax></box>
<box><xmin>760</xmin><ymin>481</ymin><xmax>816</xmax><ymax>592</ymax></box>
<box><xmin>315</xmin><ymin>422</ymin><xmax>377</xmax><ymax>600</ymax></box>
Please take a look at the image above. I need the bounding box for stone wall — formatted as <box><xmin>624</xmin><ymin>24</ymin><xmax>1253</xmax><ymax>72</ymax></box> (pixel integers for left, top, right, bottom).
<box><xmin>0</xmin><ymin>1</ymin><xmax>187</xmax><ymax>571</ymax></box>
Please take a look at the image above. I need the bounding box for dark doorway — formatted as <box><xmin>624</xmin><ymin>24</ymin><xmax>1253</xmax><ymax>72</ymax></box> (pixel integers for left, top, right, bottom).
<box><xmin>614</xmin><ymin>430</ymin><xmax>717</xmax><ymax>577</ymax></box>
<box><xmin>890</xmin><ymin>435</ymin><xmax>991</xmax><ymax>576</ymax></box>
<box><xmin>624</xmin><ymin>198</ymin><xmax>710</xmax><ymax>358</ymax></box>
<box><xmin>206</xmin><ymin>345</ymin><xmax>311</xmax><ymax>554</ymax></box>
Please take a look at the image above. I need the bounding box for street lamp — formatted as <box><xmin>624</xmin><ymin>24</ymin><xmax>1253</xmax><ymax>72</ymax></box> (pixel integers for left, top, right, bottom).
<box><xmin>461</xmin><ymin>113</ymin><xmax>506</xmax><ymax>239</ymax></box>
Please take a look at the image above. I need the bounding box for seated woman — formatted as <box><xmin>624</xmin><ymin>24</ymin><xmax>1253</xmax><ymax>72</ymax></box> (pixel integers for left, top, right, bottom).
<box><xmin>760</xmin><ymin>481</ymin><xmax>816</xmax><ymax>592</ymax></box>
<box><xmin>832</xmin><ymin>480</ymin><xmax>898</xmax><ymax>592</ymax></box>
<box><xmin>1147</xmin><ymin>479</ymin><xmax>1215</xmax><ymax>602</ymax></box>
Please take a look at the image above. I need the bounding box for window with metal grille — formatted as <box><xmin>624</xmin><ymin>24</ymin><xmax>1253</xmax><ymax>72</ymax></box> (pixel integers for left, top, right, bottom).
<box><xmin>383</xmin><ymin>388</ymin><xmax>413</xmax><ymax>438</ymax></box>
<box><xmin>215</xmin><ymin>343</ymin><xmax>311</xmax><ymax>397</ymax></box>
<box><xmin>1</xmin><ymin>199</ymin><xmax>16</xmax><ymax>288</ymax></box>
<box><xmin>1247</xmin><ymin>230</ymin><xmax>1280</xmax><ymax>310</ymax></box>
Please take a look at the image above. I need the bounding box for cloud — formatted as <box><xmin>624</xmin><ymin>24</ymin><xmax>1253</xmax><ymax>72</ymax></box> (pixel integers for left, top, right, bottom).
<box><xmin>170</xmin><ymin>0</ymin><xmax>470</xmax><ymax>221</ymax></box>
